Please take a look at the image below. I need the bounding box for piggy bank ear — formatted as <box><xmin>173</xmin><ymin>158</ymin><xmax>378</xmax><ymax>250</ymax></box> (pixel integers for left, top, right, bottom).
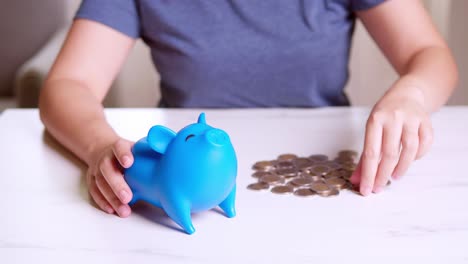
<box><xmin>197</xmin><ymin>112</ymin><xmax>206</xmax><ymax>124</ymax></box>
<box><xmin>147</xmin><ymin>125</ymin><xmax>176</xmax><ymax>153</ymax></box>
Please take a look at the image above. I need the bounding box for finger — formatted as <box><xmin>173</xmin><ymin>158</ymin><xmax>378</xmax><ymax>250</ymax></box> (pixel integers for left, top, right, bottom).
<box><xmin>95</xmin><ymin>172</ymin><xmax>131</xmax><ymax>218</ymax></box>
<box><xmin>89</xmin><ymin>180</ymin><xmax>114</xmax><ymax>214</ymax></box>
<box><xmin>373</xmin><ymin>122</ymin><xmax>402</xmax><ymax>193</ymax></box>
<box><xmin>112</xmin><ymin>139</ymin><xmax>134</xmax><ymax>168</ymax></box>
<box><xmin>416</xmin><ymin>119</ymin><xmax>433</xmax><ymax>159</ymax></box>
<box><xmin>349</xmin><ymin>157</ymin><xmax>362</xmax><ymax>185</ymax></box>
<box><xmin>392</xmin><ymin>123</ymin><xmax>419</xmax><ymax>180</ymax></box>
<box><xmin>100</xmin><ymin>157</ymin><xmax>133</xmax><ymax>204</ymax></box>
<box><xmin>360</xmin><ymin>116</ymin><xmax>383</xmax><ymax>196</ymax></box>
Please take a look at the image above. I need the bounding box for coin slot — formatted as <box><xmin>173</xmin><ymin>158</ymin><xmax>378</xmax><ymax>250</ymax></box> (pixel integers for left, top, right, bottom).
<box><xmin>185</xmin><ymin>134</ymin><xmax>195</xmax><ymax>141</ymax></box>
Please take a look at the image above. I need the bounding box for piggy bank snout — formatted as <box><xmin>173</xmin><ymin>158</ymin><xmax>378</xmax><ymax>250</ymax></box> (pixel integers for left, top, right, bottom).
<box><xmin>205</xmin><ymin>129</ymin><xmax>230</xmax><ymax>146</ymax></box>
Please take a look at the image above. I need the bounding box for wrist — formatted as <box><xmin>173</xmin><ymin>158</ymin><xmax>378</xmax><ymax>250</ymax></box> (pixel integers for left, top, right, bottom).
<box><xmin>380</xmin><ymin>75</ymin><xmax>429</xmax><ymax>112</ymax></box>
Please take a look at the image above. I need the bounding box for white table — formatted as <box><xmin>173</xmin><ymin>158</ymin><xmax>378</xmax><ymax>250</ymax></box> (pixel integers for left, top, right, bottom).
<box><xmin>1</xmin><ymin>107</ymin><xmax>467</xmax><ymax>263</ymax></box>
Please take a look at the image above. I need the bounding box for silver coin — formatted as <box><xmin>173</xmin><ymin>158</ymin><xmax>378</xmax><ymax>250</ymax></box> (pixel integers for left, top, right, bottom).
<box><xmin>310</xmin><ymin>182</ymin><xmax>331</xmax><ymax>193</ymax></box>
<box><xmin>259</xmin><ymin>174</ymin><xmax>285</xmax><ymax>186</ymax></box>
<box><xmin>247</xmin><ymin>182</ymin><xmax>270</xmax><ymax>191</ymax></box>
<box><xmin>253</xmin><ymin>160</ymin><xmax>276</xmax><ymax>171</ymax></box>
<box><xmin>309</xmin><ymin>154</ymin><xmax>329</xmax><ymax>162</ymax></box>
<box><xmin>252</xmin><ymin>171</ymin><xmax>275</xmax><ymax>178</ymax></box>
<box><xmin>324</xmin><ymin>177</ymin><xmax>347</xmax><ymax>190</ymax></box>
<box><xmin>271</xmin><ymin>185</ymin><xmax>294</xmax><ymax>194</ymax></box>
<box><xmin>276</xmin><ymin>167</ymin><xmax>298</xmax><ymax>178</ymax></box>
<box><xmin>318</xmin><ymin>188</ymin><xmax>340</xmax><ymax>197</ymax></box>
<box><xmin>277</xmin><ymin>153</ymin><xmax>298</xmax><ymax>161</ymax></box>
<box><xmin>294</xmin><ymin>188</ymin><xmax>315</xmax><ymax>197</ymax></box>
<box><xmin>276</xmin><ymin>160</ymin><xmax>295</xmax><ymax>169</ymax></box>
<box><xmin>310</xmin><ymin>164</ymin><xmax>331</xmax><ymax>176</ymax></box>
<box><xmin>290</xmin><ymin>177</ymin><xmax>315</xmax><ymax>187</ymax></box>
<box><xmin>294</xmin><ymin>157</ymin><xmax>315</xmax><ymax>170</ymax></box>
<box><xmin>338</xmin><ymin>150</ymin><xmax>358</xmax><ymax>158</ymax></box>
<box><xmin>325</xmin><ymin>161</ymin><xmax>342</xmax><ymax>170</ymax></box>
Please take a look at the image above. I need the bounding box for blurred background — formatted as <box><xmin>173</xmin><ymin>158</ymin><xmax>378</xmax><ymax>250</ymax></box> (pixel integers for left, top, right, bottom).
<box><xmin>0</xmin><ymin>0</ymin><xmax>466</xmax><ymax>111</ymax></box>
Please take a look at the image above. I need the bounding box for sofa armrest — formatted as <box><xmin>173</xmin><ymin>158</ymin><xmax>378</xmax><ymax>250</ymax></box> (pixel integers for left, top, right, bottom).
<box><xmin>14</xmin><ymin>26</ymin><xmax>70</xmax><ymax>108</ymax></box>
<box><xmin>14</xmin><ymin>24</ymin><xmax>159</xmax><ymax>108</ymax></box>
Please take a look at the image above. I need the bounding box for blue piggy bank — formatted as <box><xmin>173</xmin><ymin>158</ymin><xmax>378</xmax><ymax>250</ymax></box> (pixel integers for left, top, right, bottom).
<box><xmin>124</xmin><ymin>113</ymin><xmax>237</xmax><ymax>234</ymax></box>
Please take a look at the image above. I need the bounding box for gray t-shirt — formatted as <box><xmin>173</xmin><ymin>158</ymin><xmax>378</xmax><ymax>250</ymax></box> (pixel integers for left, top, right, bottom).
<box><xmin>76</xmin><ymin>0</ymin><xmax>386</xmax><ymax>108</ymax></box>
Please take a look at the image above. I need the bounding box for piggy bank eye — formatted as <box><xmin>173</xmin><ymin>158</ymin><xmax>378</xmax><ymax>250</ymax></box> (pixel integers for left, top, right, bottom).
<box><xmin>185</xmin><ymin>134</ymin><xmax>195</xmax><ymax>141</ymax></box>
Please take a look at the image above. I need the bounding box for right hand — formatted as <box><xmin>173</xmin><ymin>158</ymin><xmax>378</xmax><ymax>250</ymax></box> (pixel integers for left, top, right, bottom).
<box><xmin>86</xmin><ymin>138</ymin><xmax>135</xmax><ymax>217</ymax></box>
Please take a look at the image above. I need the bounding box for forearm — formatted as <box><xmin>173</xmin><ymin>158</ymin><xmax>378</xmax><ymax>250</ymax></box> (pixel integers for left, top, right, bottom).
<box><xmin>39</xmin><ymin>79</ymin><xmax>119</xmax><ymax>165</ymax></box>
<box><xmin>384</xmin><ymin>46</ymin><xmax>458</xmax><ymax>113</ymax></box>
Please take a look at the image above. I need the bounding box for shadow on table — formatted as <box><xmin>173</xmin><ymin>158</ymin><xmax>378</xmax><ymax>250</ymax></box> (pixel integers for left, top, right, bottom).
<box><xmin>41</xmin><ymin>130</ymin><xmax>217</xmax><ymax>234</ymax></box>
<box><xmin>131</xmin><ymin>201</ymin><xmax>226</xmax><ymax>233</ymax></box>
<box><xmin>41</xmin><ymin>130</ymin><xmax>91</xmax><ymax>206</ymax></box>
<box><xmin>131</xmin><ymin>202</ymin><xmax>181</xmax><ymax>232</ymax></box>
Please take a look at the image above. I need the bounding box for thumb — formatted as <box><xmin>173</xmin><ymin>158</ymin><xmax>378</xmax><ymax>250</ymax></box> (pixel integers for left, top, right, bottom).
<box><xmin>112</xmin><ymin>139</ymin><xmax>134</xmax><ymax>168</ymax></box>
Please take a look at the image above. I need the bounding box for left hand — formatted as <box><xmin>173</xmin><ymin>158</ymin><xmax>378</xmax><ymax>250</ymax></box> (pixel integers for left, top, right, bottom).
<box><xmin>350</xmin><ymin>79</ymin><xmax>434</xmax><ymax>196</ymax></box>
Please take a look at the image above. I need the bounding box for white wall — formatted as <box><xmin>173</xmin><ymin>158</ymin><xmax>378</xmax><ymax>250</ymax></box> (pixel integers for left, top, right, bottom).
<box><xmin>68</xmin><ymin>0</ymin><xmax>467</xmax><ymax>107</ymax></box>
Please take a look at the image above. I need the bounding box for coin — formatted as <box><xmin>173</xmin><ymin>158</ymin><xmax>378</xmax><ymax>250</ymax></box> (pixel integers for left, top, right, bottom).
<box><xmin>324</xmin><ymin>177</ymin><xmax>347</xmax><ymax>190</ymax></box>
<box><xmin>334</xmin><ymin>156</ymin><xmax>355</xmax><ymax>164</ymax></box>
<box><xmin>247</xmin><ymin>182</ymin><xmax>270</xmax><ymax>191</ymax></box>
<box><xmin>310</xmin><ymin>164</ymin><xmax>331</xmax><ymax>176</ymax></box>
<box><xmin>248</xmin><ymin>150</ymin><xmax>369</xmax><ymax>198</ymax></box>
<box><xmin>294</xmin><ymin>188</ymin><xmax>315</xmax><ymax>197</ymax></box>
<box><xmin>252</xmin><ymin>171</ymin><xmax>275</xmax><ymax>178</ymax></box>
<box><xmin>276</xmin><ymin>160</ymin><xmax>295</xmax><ymax>169</ymax></box>
<box><xmin>253</xmin><ymin>160</ymin><xmax>276</xmax><ymax>171</ymax></box>
<box><xmin>276</xmin><ymin>167</ymin><xmax>298</xmax><ymax>178</ymax></box>
<box><xmin>259</xmin><ymin>174</ymin><xmax>285</xmax><ymax>186</ymax></box>
<box><xmin>277</xmin><ymin>153</ymin><xmax>298</xmax><ymax>161</ymax></box>
<box><xmin>300</xmin><ymin>171</ymin><xmax>322</xmax><ymax>181</ymax></box>
<box><xmin>325</xmin><ymin>161</ymin><xmax>342</xmax><ymax>170</ymax></box>
<box><xmin>271</xmin><ymin>185</ymin><xmax>294</xmax><ymax>194</ymax></box>
<box><xmin>294</xmin><ymin>157</ymin><xmax>315</xmax><ymax>170</ymax></box>
<box><xmin>310</xmin><ymin>182</ymin><xmax>331</xmax><ymax>193</ymax></box>
<box><xmin>344</xmin><ymin>181</ymin><xmax>355</xmax><ymax>190</ymax></box>
<box><xmin>285</xmin><ymin>181</ymin><xmax>298</xmax><ymax>189</ymax></box>
<box><xmin>318</xmin><ymin>188</ymin><xmax>340</xmax><ymax>197</ymax></box>
<box><xmin>309</xmin><ymin>154</ymin><xmax>329</xmax><ymax>162</ymax></box>
<box><xmin>323</xmin><ymin>170</ymin><xmax>340</xmax><ymax>179</ymax></box>
<box><xmin>290</xmin><ymin>177</ymin><xmax>315</xmax><ymax>187</ymax></box>
<box><xmin>338</xmin><ymin>150</ymin><xmax>358</xmax><ymax>158</ymax></box>
<box><xmin>342</xmin><ymin>163</ymin><xmax>357</xmax><ymax>171</ymax></box>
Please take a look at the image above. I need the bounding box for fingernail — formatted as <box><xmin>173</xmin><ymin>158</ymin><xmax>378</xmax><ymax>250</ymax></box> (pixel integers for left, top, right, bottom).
<box><xmin>119</xmin><ymin>190</ymin><xmax>129</xmax><ymax>202</ymax></box>
<box><xmin>361</xmin><ymin>186</ymin><xmax>372</xmax><ymax>196</ymax></box>
<box><xmin>105</xmin><ymin>206</ymin><xmax>114</xmax><ymax>214</ymax></box>
<box><xmin>122</xmin><ymin>155</ymin><xmax>130</xmax><ymax>167</ymax></box>
<box><xmin>374</xmin><ymin>186</ymin><xmax>383</xmax><ymax>193</ymax></box>
<box><xmin>118</xmin><ymin>205</ymin><xmax>131</xmax><ymax>217</ymax></box>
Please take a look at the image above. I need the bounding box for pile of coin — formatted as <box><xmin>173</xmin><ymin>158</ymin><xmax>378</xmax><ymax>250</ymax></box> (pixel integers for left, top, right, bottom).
<box><xmin>247</xmin><ymin>150</ymin><xmax>379</xmax><ymax>197</ymax></box>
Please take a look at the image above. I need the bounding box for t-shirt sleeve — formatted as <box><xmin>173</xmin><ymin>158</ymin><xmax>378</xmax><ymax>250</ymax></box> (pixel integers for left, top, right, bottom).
<box><xmin>75</xmin><ymin>0</ymin><xmax>140</xmax><ymax>38</ymax></box>
<box><xmin>350</xmin><ymin>0</ymin><xmax>387</xmax><ymax>11</ymax></box>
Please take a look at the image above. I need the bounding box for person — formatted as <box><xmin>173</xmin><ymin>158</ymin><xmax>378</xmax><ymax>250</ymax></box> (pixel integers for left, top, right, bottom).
<box><xmin>38</xmin><ymin>0</ymin><xmax>458</xmax><ymax>217</ymax></box>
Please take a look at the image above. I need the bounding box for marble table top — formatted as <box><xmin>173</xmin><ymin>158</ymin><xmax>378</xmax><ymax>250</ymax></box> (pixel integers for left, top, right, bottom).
<box><xmin>1</xmin><ymin>107</ymin><xmax>467</xmax><ymax>263</ymax></box>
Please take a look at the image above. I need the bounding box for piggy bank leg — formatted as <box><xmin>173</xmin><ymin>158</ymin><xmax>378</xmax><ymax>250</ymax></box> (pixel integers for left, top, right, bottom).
<box><xmin>219</xmin><ymin>184</ymin><xmax>236</xmax><ymax>218</ymax></box>
<box><xmin>161</xmin><ymin>199</ymin><xmax>195</xmax><ymax>235</ymax></box>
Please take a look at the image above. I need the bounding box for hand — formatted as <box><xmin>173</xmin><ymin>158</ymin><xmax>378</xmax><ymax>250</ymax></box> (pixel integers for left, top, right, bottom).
<box><xmin>350</xmin><ymin>82</ymin><xmax>434</xmax><ymax>196</ymax></box>
<box><xmin>86</xmin><ymin>138</ymin><xmax>135</xmax><ymax>216</ymax></box>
